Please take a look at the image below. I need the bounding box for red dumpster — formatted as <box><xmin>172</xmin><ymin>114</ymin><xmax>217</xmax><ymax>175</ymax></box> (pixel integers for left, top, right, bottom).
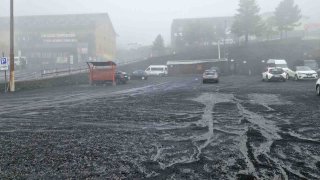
<box><xmin>86</xmin><ymin>61</ymin><xmax>117</xmax><ymax>85</ymax></box>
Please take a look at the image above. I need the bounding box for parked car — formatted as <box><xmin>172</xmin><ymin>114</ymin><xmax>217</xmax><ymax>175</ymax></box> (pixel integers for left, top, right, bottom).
<box><xmin>316</xmin><ymin>78</ymin><xmax>320</xmax><ymax>96</ymax></box>
<box><xmin>203</xmin><ymin>70</ymin><xmax>219</xmax><ymax>83</ymax></box>
<box><xmin>294</xmin><ymin>66</ymin><xmax>318</xmax><ymax>80</ymax></box>
<box><xmin>262</xmin><ymin>67</ymin><xmax>286</xmax><ymax>82</ymax></box>
<box><xmin>131</xmin><ymin>70</ymin><xmax>148</xmax><ymax>80</ymax></box>
<box><xmin>267</xmin><ymin>59</ymin><xmax>295</xmax><ymax>79</ymax></box>
<box><xmin>115</xmin><ymin>71</ymin><xmax>129</xmax><ymax>84</ymax></box>
<box><xmin>145</xmin><ymin>65</ymin><xmax>168</xmax><ymax>76</ymax></box>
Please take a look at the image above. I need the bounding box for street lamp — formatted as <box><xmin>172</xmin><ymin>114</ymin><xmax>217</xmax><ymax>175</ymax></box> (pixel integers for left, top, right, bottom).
<box><xmin>9</xmin><ymin>0</ymin><xmax>15</xmax><ymax>92</ymax></box>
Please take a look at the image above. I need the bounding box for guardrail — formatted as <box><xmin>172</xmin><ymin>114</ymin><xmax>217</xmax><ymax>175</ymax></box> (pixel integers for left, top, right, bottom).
<box><xmin>0</xmin><ymin>58</ymin><xmax>147</xmax><ymax>83</ymax></box>
<box><xmin>40</xmin><ymin>66</ymin><xmax>88</xmax><ymax>78</ymax></box>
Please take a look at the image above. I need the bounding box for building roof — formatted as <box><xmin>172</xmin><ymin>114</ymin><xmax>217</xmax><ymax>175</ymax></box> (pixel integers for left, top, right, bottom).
<box><xmin>171</xmin><ymin>16</ymin><xmax>233</xmax><ymax>30</ymax></box>
<box><xmin>172</xmin><ymin>16</ymin><xmax>233</xmax><ymax>23</ymax></box>
<box><xmin>0</xmin><ymin>13</ymin><xmax>116</xmax><ymax>34</ymax></box>
<box><xmin>267</xmin><ymin>59</ymin><xmax>287</xmax><ymax>64</ymax></box>
<box><xmin>167</xmin><ymin>59</ymin><xmax>227</xmax><ymax>65</ymax></box>
<box><xmin>87</xmin><ymin>61</ymin><xmax>117</xmax><ymax>67</ymax></box>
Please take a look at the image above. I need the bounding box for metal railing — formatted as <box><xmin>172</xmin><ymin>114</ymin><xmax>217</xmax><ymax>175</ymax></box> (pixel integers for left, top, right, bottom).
<box><xmin>0</xmin><ymin>58</ymin><xmax>147</xmax><ymax>83</ymax></box>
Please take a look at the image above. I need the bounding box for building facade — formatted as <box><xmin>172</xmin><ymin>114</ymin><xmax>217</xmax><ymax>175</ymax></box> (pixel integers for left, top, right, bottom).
<box><xmin>171</xmin><ymin>17</ymin><xmax>233</xmax><ymax>51</ymax></box>
<box><xmin>0</xmin><ymin>13</ymin><xmax>116</xmax><ymax>65</ymax></box>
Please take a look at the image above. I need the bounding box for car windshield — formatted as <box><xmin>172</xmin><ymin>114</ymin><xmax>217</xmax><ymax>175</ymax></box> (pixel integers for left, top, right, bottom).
<box><xmin>276</xmin><ymin>64</ymin><xmax>288</xmax><ymax>68</ymax></box>
<box><xmin>1</xmin><ymin>0</ymin><xmax>319</xmax><ymax>179</ymax></box>
<box><xmin>151</xmin><ymin>68</ymin><xmax>164</xmax><ymax>71</ymax></box>
<box><xmin>296</xmin><ymin>66</ymin><xmax>311</xmax><ymax>71</ymax></box>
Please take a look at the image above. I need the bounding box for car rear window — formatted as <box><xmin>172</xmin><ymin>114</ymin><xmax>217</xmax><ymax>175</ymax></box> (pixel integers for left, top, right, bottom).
<box><xmin>205</xmin><ymin>72</ymin><xmax>216</xmax><ymax>75</ymax></box>
<box><xmin>269</xmin><ymin>69</ymin><xmax>283</xmax><ymax>74</ymax></box>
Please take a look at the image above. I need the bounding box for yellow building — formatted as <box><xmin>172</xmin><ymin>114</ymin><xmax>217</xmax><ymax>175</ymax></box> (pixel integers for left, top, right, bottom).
<box><xmin>0</xmin><ymin>13</ymin><xmax>116</xmax><ymax>64</ymax></box>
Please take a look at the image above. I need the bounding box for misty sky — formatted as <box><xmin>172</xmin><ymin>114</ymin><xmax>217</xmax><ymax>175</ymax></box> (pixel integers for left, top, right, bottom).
<box><xmin>0</xmin><ymin>0</ymin><xmax>319</xmax><ymax>48</ymax></box>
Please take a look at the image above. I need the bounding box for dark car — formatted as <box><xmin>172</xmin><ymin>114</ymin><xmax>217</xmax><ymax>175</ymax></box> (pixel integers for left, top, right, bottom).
<box><xmin>115</xmin><ymin>71</ymin><xmax>129</xmax><ymax>84</ymax></box>
<box><xmin>131</xmin><ymin>70</ymin><xmax>148</xmax><ymax>80</ymax></box>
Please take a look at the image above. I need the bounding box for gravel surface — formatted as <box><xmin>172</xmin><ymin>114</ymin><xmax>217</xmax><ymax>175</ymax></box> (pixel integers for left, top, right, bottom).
<box><xmin>0</xmin><ymin>75</ymin><xmax>320</xmax><ymax>179</ymax></box>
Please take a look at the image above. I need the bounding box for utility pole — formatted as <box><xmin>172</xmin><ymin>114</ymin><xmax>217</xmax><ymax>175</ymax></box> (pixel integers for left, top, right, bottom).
<box><xmin>9</xmin><ymin>0</ymin><xmax>15</xmax><ymax>92</ymax></box>
<box><xmin>218</xmin><ymin>41</ymin><xmax>221</xmax><ymax>60</ymax></box>
<box><xmin>223</xmin><ymin>19</ymin><xmax>227</xmax><ymax>59</ymax></box>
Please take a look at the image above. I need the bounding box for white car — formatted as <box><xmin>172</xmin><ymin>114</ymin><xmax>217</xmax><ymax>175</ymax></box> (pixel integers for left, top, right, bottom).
<box><xmin>266</xmin><ymin>59</ymin><xmax>295</xmax><ymax>79</ymax></box>
<box><xmin>294</xmin><ymin>66</ymin><xmax>318</xmax><ymax>80</ymax></box>
<box><xmin>316</xmin><ymin>79</ymin><xmax>320</xmax><ymax>96</ymax></box>
<box><xmin>262</xmin><ymin>67</ymin><xmax>286</xmax><ymax>82</ymax></box>
<box><xmin>145</xmin><ymin>65</ymin><xmax>168</xmax><ymax>76</ymax></box>
<box><xmin>283</xmin><ymin>67</ymin><xmax>296</xmax><ymax>79</ymax></box>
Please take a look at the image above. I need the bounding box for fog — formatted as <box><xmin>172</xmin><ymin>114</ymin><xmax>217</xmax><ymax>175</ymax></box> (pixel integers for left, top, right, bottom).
<box><xmin>0</xmin><ymin>0</ymin><xmax>319</xmax><ymax>48</ymax></box>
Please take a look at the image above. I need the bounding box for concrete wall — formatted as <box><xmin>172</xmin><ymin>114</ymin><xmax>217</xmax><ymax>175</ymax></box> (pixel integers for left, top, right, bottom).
<box><xmin>0</xmin><ymin>73</ymin><xmax>88</xmax><ymax>92</ymax></box>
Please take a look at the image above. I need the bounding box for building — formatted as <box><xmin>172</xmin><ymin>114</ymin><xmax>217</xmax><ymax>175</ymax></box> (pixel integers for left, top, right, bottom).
<box><xmin>0</xmin><ymin>13</ymin><xmax>116</xmax><ymax>65</ymax></box>
<box><xmin>167</xmin><ymin>59</ymin><xmax>228</xmax><ymax>75</ymax></box>
<box><xmin>171</xmin><ymin>17</ymin><xmax>233</xmax><ymax>50</ymax></box>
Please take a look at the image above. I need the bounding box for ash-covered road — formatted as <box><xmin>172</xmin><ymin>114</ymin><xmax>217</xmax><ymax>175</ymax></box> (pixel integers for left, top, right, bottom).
<box><xmin>0</xmin><ymin>75</ymin><xmax>320</xmax><ymax>179</ymax></box>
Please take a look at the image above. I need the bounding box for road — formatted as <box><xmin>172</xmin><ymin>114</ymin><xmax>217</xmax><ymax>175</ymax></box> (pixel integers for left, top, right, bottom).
<box><xmin>0</xmin><ymin>75</ymin><xmax>320</xmax><ymax>179</ymax></box>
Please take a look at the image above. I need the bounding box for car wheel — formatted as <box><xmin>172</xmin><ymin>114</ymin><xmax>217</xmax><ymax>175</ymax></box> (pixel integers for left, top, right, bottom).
<box><xmin>317</xmin><ymin>85</ymin><xmax>320</xmax><ymax>96</ymax></box>
<box><xmin>294</xmin><ymin>75</ymin><xmax>299</xmax><ymax>81</ymax></box>
<box><xmin>286</xmin><ymin>73</ymin><xmax>289</xmax><ymax>80</ymax></box>
<box><xmin>266</xmin><ymin>75</ymin><xmax>270</xmax><ymax>82</ymax></box>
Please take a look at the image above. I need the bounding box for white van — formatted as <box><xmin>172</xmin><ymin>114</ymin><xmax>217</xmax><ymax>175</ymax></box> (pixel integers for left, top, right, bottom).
<box><xmin>145</xmin><ymin>65</ymin><xmax>168</xmax><ymax>76</ymax></box>
<box><xmin>267</xmin><ymin>59</ymin><xmax>295</xmax><ymax>79</ymax></box>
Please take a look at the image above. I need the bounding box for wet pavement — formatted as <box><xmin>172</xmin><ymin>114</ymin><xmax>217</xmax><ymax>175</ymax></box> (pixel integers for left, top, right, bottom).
<box><xmin>0</xmin><ymin>75</ymin><xmax>320</xmax><ymax>179</ymax></box>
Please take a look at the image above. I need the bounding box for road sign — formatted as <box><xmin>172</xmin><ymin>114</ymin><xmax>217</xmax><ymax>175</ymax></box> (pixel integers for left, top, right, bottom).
<box><xmin>0</xmin><ymin>57</ymin><xmax>8</xmax><ymax>71</ymax></box>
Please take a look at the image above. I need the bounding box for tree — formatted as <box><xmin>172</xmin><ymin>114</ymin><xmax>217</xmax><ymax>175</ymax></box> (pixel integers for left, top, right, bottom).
<box><xmin>262</xmin><ymin>16</ymin><xmax>278</xmax><ymax>40</ymax></box>
<box><xmin>274</xmin><ymin>0</ymin><xmax>301</xmax><ymax>39</ymax></box>
<box><xmin>152</xmin><ymin>34</ymin><xmax>165</xmax><ymax>56</ymax></box>
<box><xmin>232</xmin><ymin>0</ymin><xmax>262</xmax><ymax>44</ymax></box>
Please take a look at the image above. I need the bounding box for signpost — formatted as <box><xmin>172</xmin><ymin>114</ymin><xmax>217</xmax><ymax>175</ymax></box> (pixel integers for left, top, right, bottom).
<box><xmin>0</xmin><ymin>57</ymin><xmax>8</xmax><ymax>71</ymax></box>
<box><xmin>1</xmin><ymin>56</ymin><xmax>9</xmax><ymax>93</ymax></box>
<box><xmin>10</xmin><ymin>0</ymin><xmax>15</xmax><ymax>92</ymax></box>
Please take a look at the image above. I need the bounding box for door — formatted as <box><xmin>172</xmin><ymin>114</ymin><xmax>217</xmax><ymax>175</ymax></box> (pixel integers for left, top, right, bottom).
<box><xmin>145</xmin><ymin>67</ymin><xmax>151</xmax><ymax>75</ymax></box>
